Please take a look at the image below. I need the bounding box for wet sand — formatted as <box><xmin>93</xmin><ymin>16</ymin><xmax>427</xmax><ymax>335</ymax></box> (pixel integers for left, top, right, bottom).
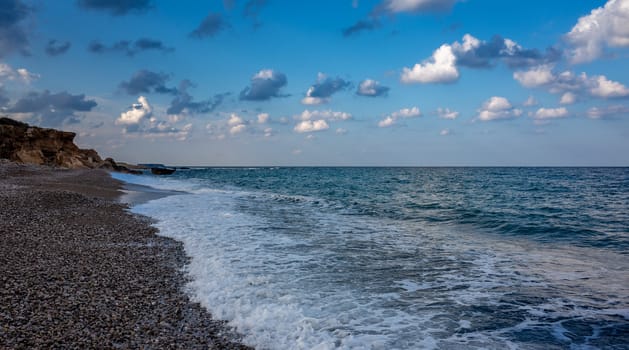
<box><xmin>0</xmin><ymin>161</ymin><xmax>251</xmax><ymax>349</ymax></box>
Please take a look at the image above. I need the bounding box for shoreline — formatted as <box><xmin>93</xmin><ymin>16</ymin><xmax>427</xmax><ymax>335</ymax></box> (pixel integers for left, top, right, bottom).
<box><xmin>0</xmin><ymin>161</ymin><xmax>251</xmax><ymax>349</ymax></box>
<box><xmin>118</xmin><ymin>181</ymin><xmax>186</xmax><ymax>207</ymax></box>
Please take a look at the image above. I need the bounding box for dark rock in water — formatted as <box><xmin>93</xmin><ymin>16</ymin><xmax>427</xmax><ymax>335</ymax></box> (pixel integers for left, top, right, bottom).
<box><xmin>151</xmin><ymin>167</ymin><xmax>176</xmax><ymax>175</ymax></box>
<box><xmin>99</xmin><ymin>158</ymin><xmax>143</xmax><ymax>175</ymax></box>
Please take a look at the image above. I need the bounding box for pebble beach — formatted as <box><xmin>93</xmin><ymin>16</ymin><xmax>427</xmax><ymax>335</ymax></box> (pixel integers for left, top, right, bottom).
<box><xmin>0</xmin><ymin>161</ymin><xmax>251</xmax><ymax>349</ymax></box>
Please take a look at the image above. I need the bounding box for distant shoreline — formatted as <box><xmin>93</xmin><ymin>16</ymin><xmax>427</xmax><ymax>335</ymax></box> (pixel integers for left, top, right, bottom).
<box><xmin>0</xmin><ymin>161</ymin><xmax>251</xmax><ymax>349</ymax></box>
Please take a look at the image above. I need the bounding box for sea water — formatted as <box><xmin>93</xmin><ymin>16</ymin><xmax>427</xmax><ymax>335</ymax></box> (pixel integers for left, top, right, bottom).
<box><xmin>112</xmin><ymin>168</ymin><xmax>629</xmax><ymax>349</ymax></box>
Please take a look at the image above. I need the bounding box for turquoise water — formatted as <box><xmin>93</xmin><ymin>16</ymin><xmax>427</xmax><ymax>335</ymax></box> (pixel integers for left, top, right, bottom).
<box><xmin>114</xmin><ymin>168</ymin><xmax>629</xmax><ymax>349</ymax></box>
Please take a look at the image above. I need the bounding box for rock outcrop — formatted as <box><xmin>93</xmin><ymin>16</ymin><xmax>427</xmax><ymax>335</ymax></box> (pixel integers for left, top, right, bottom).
<box><xmin>0</xmin><ymin>117</ymin><xmax>139</xmax><ymax>174</ymax></box>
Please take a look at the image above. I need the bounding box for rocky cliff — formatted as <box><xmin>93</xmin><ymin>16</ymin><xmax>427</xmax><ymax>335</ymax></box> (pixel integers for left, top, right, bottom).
<box><xmin>0</xmin><ymin>117</ymin><xmax>137</xmax><ymax>173</ymax></box>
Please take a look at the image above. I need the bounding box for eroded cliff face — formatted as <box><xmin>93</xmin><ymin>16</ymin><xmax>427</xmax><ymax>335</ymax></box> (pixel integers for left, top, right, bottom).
<box><xmin>0</xmin><ymin>118</ymin><xmax>102</xmax><ymax>169</ymax></box>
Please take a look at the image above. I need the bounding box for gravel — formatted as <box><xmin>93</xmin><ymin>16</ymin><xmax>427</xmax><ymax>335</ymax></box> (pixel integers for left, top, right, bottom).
<box><xmin>0</xmin><ymin>161</ymin><xmax>252</xmax><ymax>349</ymax></box>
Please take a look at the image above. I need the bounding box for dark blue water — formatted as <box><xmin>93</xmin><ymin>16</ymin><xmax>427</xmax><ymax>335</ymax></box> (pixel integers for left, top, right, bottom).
<box><xmin>118</xmin><ymin>167</ymin><xmax>629</xmax><ymax>349</ymax></box>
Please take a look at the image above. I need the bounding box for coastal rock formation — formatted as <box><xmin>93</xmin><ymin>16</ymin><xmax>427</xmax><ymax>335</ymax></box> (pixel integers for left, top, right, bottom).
<box><xmin>0</xmin><ymin>118</ymin><xmax>139</xmax><ymax>173</ymax></box>
<box><xmin>0</xmin><ymin>118</ymin><xmax>101</xmax><ymax>168</ymax></box>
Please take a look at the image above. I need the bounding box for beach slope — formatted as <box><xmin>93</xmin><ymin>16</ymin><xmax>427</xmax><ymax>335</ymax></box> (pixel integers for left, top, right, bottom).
<box><xmin>0</xmin><ymin>161</ymin><xmax>250</xmax><ymax>349</ymax></box>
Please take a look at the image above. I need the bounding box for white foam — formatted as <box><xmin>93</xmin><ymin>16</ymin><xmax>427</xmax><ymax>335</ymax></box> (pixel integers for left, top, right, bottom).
<box><xmin>122</xmin><ymin>174</ymin><xmax>629</xmax><ymax>349</ymax></box>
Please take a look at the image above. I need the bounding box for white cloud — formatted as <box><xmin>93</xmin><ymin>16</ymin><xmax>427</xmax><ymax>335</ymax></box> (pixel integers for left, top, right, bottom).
<box><xmin>301</xmin><ymin>87</ymin><xmax>327</xmax><ymax>105</ymax></box>
<box><xmin>226</xmin><ymin>113</ymin><xmax>247</xmax><ymax>134</ymax></box>
<box><xmin>452</xmin><ymin>33</ymin><xmax>481</xmax><ymax>53</ymax></box>
<box><xmin>116</xmin><ymin>96</ymin><xmax>152</xmax><ymax>125</ymax></box>
<box><xmin>263</xmin><ymin>127</ymin><xmax>273</xmax><ymax>137</ymax></box>
<box><xmin>590</xmin><ymin>75</ymin><xmax>629</xmax><ymax>98</ymax></box>
<box><xmin>294</xmin><ymin>119</ymin><xmax>329</xmax><ymax>133</ymax></box>
<box><xmin>358</xmin><ymin>79</ymin><xmax>378</xmax><ymax>95</ymax></box>
<box><xmin>587</xmin><ymin>105</ymin><xmax>629</xmax><ymax>119</ymax></box>
<box><xmin>401</xmin><ymin>44</ymin><xmax>459</xmax><ymax>84</ymax></box>
<box><xmin>514</xmin><ymin>65</ymin><xmax>629</xmax><ymax>100</ymax></box>
<box><xmin>560</xmin><ymin>92</ymin><xmax>577</xmax><ymax>105</ymax></box>
<box><xmin>257</xmin><ymin>113</ymin><xmax>270</xmax><ymax>124</ymax></box>
<box><xmin>378</xmin><ymin>116</ymin><xmax>395</xmax><ymax>128</ymax></box>
<box><xmin>513</xmin><ymin>64</ymin><xmax>554</xmax><ymax>88</ymax></box>
<box><xmin>228</xmin><ymin>113</ymin><xmax>244</xmax><ymax>126</ymax></box>
<box><xmin>523</xmin><ymin>96</ymin><xmax>538</xmax><ymax>106</ymax></box>
<box><xmin>335</xmin><ymin>128</ymin><xmax>348</xmax><ymax>134</ymax></box>
<box><xmin>253</xmin><ymin>69</ymin><xmax>275</xmax><ymax>79</ymax></box>
<box><xmin>384</xmin><ymin>0</ymin><xmax>459</xmax><ymax>13</ymax></box>
<box><xmin>230</xmin><ymin>124</ymin><xmax>246</xmax><ymax>135</ymax></box>
<box><xmin>356</xmin><ymin>79</ymin><xmax>389</xmax><ymax>97</ymax></box>
<box><xmin>436</xmin><ymin>107</ymin><xmax>459</xmax><ymax>119</ymax></box>
<box><xmin>566</xmin><ymin>0</ymin><xmax>629</xmax><ymax>63</ymax></box>
<box><xmin>117</xmin><ymin>97</ymin><xmax>192</xmax><ymax>140</ymax></box>
<box><xmin>378</xmin><ymin>106</ymin><xmax>421</xmax><ymax>127</ymax></box>
<box><xmin>485</xmin><ymin>96</ymin><xmax>512</xmax><ymax>110</ymax></box>
<box><xmin>0</xmin><ymin>63</ymin><xmax>39</xmax><ymax>84</ymax></box>
<box><xmin>477</xmin><ymin>96</ymin><xmax>522</xmax><ymax>121</ymax></box>
<box><xmin>440</xmin><ymin>128</ymin><xmax>452</xmax><ymax>136</ymax></box>
<box><xmin>534</xmin><ymin>107</ymin><xmax>569</xmax><ymax>120</ymax></box>
<box><xmin>296</xmin><ymin>109</ymin><xmax>352</xmax><ymax>121</ymax></box>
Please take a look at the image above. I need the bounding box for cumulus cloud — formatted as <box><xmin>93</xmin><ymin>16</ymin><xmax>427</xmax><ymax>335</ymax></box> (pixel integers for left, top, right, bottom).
<box><xmin>294</xmin><ymin>119</ymin><xmax>329</xmax><ymax>133</ymax></box>
<box><xmin>566</xmin><ymin>0</ymin><xmax>629</xmax><ymax>64</ymax></box>
<box><xmin>0</xmin><ymin>0</ymin><xmax>32</xmax><ymax>57</ymax></box>
<box><xmin>296</xmin><ymin>109</ymin><xmax>352</xmax><ymax>121</ymax></box>
<box><xmin>378</xmin><ymin>106</ymin><xmax>421</xmax><ymax>127</ymax></box>
<box><xmin>45</xmin><ymin>40</ymin><xmax>71</xmax><ymax>56</ymax></box>
<box><xmin>401</xmin><ymin>34</ymin><xmax>561</xmax><ymax>84</ymax></box>
<box><xmin>117</xmin><ymin>95</ymin><xmax>192</xmax><ymax>140</ymax></box>
<box><xmin>240</xmin><ymin>69</ymin><xmax>288</xmax><ymax>101</ymax></box>
<box><xmin>534</xmin><ymin>107</ymin><xmax>569</xmax><ymax>120</ymax></box>
<box><xmin>377</xmin><ymin>0</ymin><xmax>460</xmax><ymax>14</ymax></box>
<box><xmin>476</xmin><ymin>96</ymin><xmax>522</xmax><ymax>121</ymax></box>
<box><xmin>436</xmin><ymin>107</ymin><xmax>459</xmax><ymax>119</ymax></box>
<box><xmin>560</xmin><ymin>92</ymin><xmax>577</xmax><ymax>105</ymax></box>
<box><xmin>77</xmin><ymin>0</ymin><xmax>152</xmax><ymax>15</ymax></box>
<box><xmin>590</xmin><ymin>75</ymin><xmax>629</xmax><ymax>98</ymax></box>
<box><xmin>452</xmin><ymin>34</ymin><xmax>561</xmax><ymax>69</ymax></box>
<box><xmin>512</xmin><ymin>64</ymin><xmax>555</xmax><ymax>88</ymax></box>
<box><xmin>587</xmin><ymin>104</ymin><xmax>629</xmax><ymax>119</ymax></box>
<box><xmin>401</xmin><ymin>44</ymin><xmax>459</xmax><ymax>84</ymax></box>
<box><xmin>302</xmin><ymin>73</ymin><xmax>351</xmax><ymax>105</ymax></box>
<box><xmin>116</xmin><ymin>96</ymin><xmax>152</xmax><ymax>126</ymax></box>
<box><xmin>3</xmin><ymin>90</ymin><xmax>97</xmax><ymax>126</ymax></box>
<box><xmin>88</xmin><ymin>38</ymin><xmax>173</xmax><ymax>56</ymax></box>
<box><xmin>189</xmin><ymin>13</ymin><xmax>228</xmax><ymax>39</ymax></box>
<box><xmin>257</xmin><ymin>113</ymin><xmax>269</xmax><ymax>124</ymax></box>
<box><xmin>227</xmin><ymin>113</ymin><xmax>247</xmax><ymax>134</ymax></box>
<box><xmin>356</xmin><ymin>79</ymin><xmax>389</xmax><ymax>97</ymax></box>
<box><xmin>440</xmin><ymin>128</ymin><xmax>452</xmax><ymax>136</ymax></box>
<box><xmin>0</xmin><ymin>62</ymin><xmax>38</xmax><ymax>84</ymax></box>
<box><xmin>293</xmin><ymin>109</ymin><xmax>351</xmax><ymax>133</ymax></box>
<box><xmin>513</xmin><ymin>65</ymin><xmax>629</xmax><ymax>100</ymax></box>
<box><xmin>119</xmin><ymin>70</ymin><xmax>177</xmax><ymax>95</ymax></box>
<box><xmin>206</xmin><ymin>112</ymin><xmax>279</xmax><ymax>139</ymax></box>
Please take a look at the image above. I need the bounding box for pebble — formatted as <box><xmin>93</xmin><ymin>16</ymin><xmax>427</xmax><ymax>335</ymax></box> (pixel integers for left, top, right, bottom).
<box><xmin>0</xmin><ymin>162</ymin><xmax>253</xmax><ymax>349</ymax></box>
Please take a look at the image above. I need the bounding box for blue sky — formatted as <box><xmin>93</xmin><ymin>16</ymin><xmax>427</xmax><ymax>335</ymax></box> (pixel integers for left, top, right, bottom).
<box><xmin>1</xmin><ymin>0</ymin><xmax>628</xmax><ymax>165</ymax></box>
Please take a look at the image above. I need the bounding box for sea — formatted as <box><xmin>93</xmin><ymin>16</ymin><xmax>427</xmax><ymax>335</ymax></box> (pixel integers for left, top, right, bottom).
<box><xmin>112</xmin><ymin>167</ymin><xmax>629</xmax><ymax>350</ymax></box>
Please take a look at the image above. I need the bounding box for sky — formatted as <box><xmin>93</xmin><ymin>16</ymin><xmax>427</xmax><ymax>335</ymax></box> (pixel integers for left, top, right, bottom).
<box><xmin>1</xmin><ymin>0</ymin><xmax>628</xmax><ymax>166</ymax></box>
